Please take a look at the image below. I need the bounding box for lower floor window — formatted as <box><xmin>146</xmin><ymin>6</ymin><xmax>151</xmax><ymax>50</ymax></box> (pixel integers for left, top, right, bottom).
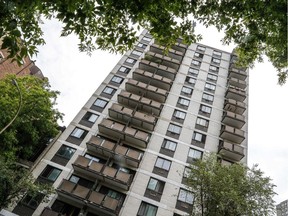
<box><xmin>178</xmin><ymin>189</ymin><xmax>194</xmax><ymax>204</ymax></box>
<box><xmin>137</xmin><ymin>202</ymin><xmax>158</xmax><ymax>216</ymax></box>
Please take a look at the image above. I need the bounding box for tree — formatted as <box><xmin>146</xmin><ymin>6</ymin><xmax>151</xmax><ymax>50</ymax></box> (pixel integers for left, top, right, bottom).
<box><xmin>0</xmin><ymin>0</ymin><xmax>287</xmax><ymax>83</ymax></box>
<box><xmin>0</xmin><ymin>75</ymin><xmax>63</xmax><ymax>160</ymax></box>
<box><xmin>187</xmin><ymin>155</ymin><xmax>276</xmax><ymax>216</ymax></box>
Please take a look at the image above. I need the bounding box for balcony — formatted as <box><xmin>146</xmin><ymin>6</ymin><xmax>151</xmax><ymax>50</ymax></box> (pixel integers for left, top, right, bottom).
<box><xmin>125</xmin><ymin>79</ymin><xmax>168</xmax><ymax>103</ymax></box>
<box><xmin>109</xmin><ymin>103</ymin><xmax>157</xmax><ymax>131</ymax></box>
<box><xmin>144</xmin><ymin>51</ymin><xmax>181</xmax><ymax>70</ymax></box>
<box><xmin>118</xmin><ymin>90</ymin><xmax>163</xmax><ymax>116</ymax></box>
<box><xmin>228</xmin><ymin>66</ymin><xmax>247</xmax><ymax>81</ymax></box>
<box><xmin>57</xmin><ymin>180</ymin><xmax>122</xmax><ymax>216</ymax></box>
<box><xmin>218</xmin><ymin>141</ymin><xmax>245</xmax><ymax>161</ymax></box>
<box><xmin>139</xmin><ymin>59</ymin><xmax>177</xmax><ymax>80</ymax></box>
<box><xmin>133</xmin><ymin>68</ymin><xmax>173</xmax><ymax>91</ymax></box>
<box><xmin>224</xmin><ymin>99</ymin><xmax>246</xmax><ymax>115</ymax></box>
<box><xmin>150</xmin><ymin>44</ymin><xmax>184</xmax><ymax>61</ymax></box>
<box><xmin>226</xmin><ymin>86</ymin><xmax>246</xmax><ymax>102</ymax></box>
<box><xmin>228</xmin><ymin>77</ymin><xmax>246</xmax><ymax>89</ymax></box>
<box><xmin>87</xmin><ymin>136</ymin><xmax>143</xmax><ymax>168</ymax></box>
<box><xmin>72</xmin><ymin>155</ymin><xmax>133</xmax><ymax>190</ymax></box>
<box><xmin>98</xmin><ymin>119</ymin><xmax>150</xmax><ymax>148</ymax></box>
<box><xmin>222</xmin><ymin>111</ymin><xmax>245</xmax><ymax>129</ymax></box>
<box><xmin>220</xmin><ymin>125</ymin><xmax>245</xmax><ymax>144</ymax></box>
<box><xmin>41</xmin><ymin>208</ymin><xmax>60</xmax><ymax>216</ymax></box>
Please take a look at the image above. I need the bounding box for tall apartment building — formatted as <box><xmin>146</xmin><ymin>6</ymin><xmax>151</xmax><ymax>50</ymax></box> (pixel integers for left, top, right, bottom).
<box><xmin>8</xmin><ymin>30</ymin><xmax>248</xmax><ymax>216</ymax></box>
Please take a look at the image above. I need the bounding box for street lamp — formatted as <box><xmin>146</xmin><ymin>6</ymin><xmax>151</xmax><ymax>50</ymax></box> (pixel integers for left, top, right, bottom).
<box><xmin>0</xmin><ymin>79</ymin><xmax>23</xmax><ymax>134</ymax></box>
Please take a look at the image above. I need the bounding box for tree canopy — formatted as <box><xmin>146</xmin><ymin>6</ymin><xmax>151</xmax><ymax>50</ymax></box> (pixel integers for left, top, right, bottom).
<box><xmin>0</xmin><ymin>0</ymin><xmax>287</xmax><ymax>83</ymax></box>
<box><xmin>0</xmin><ymin>75</ymin><xmax>63</xmax><ymax>160</ymax></box>
<box><xmin>187</xmin><ymin>155</ymin><xmax>276</xmax><ymax>216</ymax></box>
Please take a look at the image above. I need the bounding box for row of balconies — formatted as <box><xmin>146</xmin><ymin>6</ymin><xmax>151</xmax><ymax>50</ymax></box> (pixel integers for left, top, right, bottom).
<box><xmin>72</xmin><ymin>155</ymin><xmax>133</xmax><ymax>190</ymax></box>
<box><xmin>87</xmin><ymin>136</ymin><xmax>143</xmax><ymax>168</ymax></box>
<box><xmin>98</xmin><ymin>119</ymin><xmax>150</xmax><ymax>148</ymax></box>
<box><xmin>218</xmin><ymin>140</ymin><xmax>244</xmax><ymax>161</ymax></box>
<box><xmin>56</xmin><ymin>180</ymin><xmax>123</xmax><ymax>216</ymax></box>
<box><xmin>150</xmin><ymin>44</ymin><xmax>184</xmax><ymax>61</ymax></box>
<box><xmin>109</xmin><ymin>103</ymin><xmax>157</xmax><ymax>131</ymax></box>
<box><xmin>228</xmin><ymin>66</ymin><xmax>247</xmax><ymax>81</ymax></box>
<box><xmin>144</xmin><ymin>51</ymin><xmax>181</xmax><ymax>70</ymax></box>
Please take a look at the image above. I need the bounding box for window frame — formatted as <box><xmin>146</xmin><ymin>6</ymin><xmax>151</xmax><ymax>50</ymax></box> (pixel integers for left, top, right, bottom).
<box><xmin>102</xmin><ymin>86</ymin><xmax>116</xmax><ymax>95</ymax></box>
<box><xmin>167</xmin><ymin>123</ymin><xmax>182</xmax><ymax>134</ymax></box>
<box><xmin>188</xmin><ymin>68</ymin><xmax>199</xmax><ymax>77</ymax></box>
<box><xmin>125</xmin><ymin>57</ymin><xmax>137</xmax><ymax>64</ymax></box>
<box><xmin>111</xmin><ymin>75</ymin><xmax>124</xmax><ymax>84</ymax></box>
<box><xmin>118</xmin><ymin>66</ymin><xmax>130</xmax><ymax>74</ymax></box>
<box><xmin>137</xmin><ymin>202</ymin><xmax>158</xmax><ymax>216</ymax></box>
<box><xmin>55</xmin><ymin>145</ymin><xmax>76</xmax><ymax>160</ymax></box>
<box><xmin>207</xmin><ymin>73</ymin><xmax>218</xmax><ymax>82</ymax></box>
<box><xmin>155</xmin><ymin>157</ymin><xmax>171</xmax><ymax>171</ymax></box>
<box><xmin>192</xmin><ymin>132</ymin><xmax>206</xmax><ymax>144</ymax></box>
<box><xmin>181</xmin><ymin>86</ymin><xmax>193</xmax><ymax>96</ymax></box>
<box><xmin>178</xmin><ymin>189</ymin><xmax>194</xmax><ymax>204</ymax></box>
<box><xmin>196</xmin><ymin>45</ymin><xmax>206</xmax><ymax>52</ymax></box>
<box><xmin>177</xmin><ymin>97</ymin><xmax>190</xmax><ymax>107</ymax></box>
<box><xmin>93</xmin><ymin>98</ymin><xmax>108</xmax><ymax>108</ymax></box>
<box><xmin>70</xmin><ymin>127</ymin><xmax>87</xmax><ymax>139</ymax></box>
<box><xmin>202</xmin><ymin>93</ymin><xmax>214</xmax><ymax>103</ymax></box>
<box><xmin>204</xmin><ymin>83</ymin><xmax>216</xmax><ymax>92</ymax></box>
<box><xmin>191</xmin><ymin>59</ymin><xmax>201</xmax><ymax>67</ymax></box>
<box><xmin>188</xmin><ymin>148</ymin><xmax>203</xmax><ymax>162</ymax></box>
<box><xmin>38</xmin><ymin>165</ymin><xmax>62</xmax><ymax>183</ymax></box>
<box><xmin>211</xmin><ymin>57</ymin><xmax>221</xmax><ymax>64</ymax></box>
<box><xmin>209</xmin><ymin>65</ymin><xmax>219</xmax><ymax>73</ymax></box>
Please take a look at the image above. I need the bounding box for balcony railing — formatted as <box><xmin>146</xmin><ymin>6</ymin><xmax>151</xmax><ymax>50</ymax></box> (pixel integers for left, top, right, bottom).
<box><xmin>41</xmin><ymin>208</ymin><xmax>60</xmax><ymax>216</ymax></box>
<box><xmin>226</xmin><ymin>86</ymin><xmax>246</xmax><ymax>102</ymax></box>
<box><xmin>133</xmin><ymin>68</ymin><xmax>173</xmax><ymax>91</ymax></box>
<box><xmin>109</xmin><ymin>103</ymin><xmax>157</xmax><ymax>131</ymax></box>
<box><xmin>222</xmin><ymin>111</ymin><xmax>245</xmax><ymax>129</ymax></box>
<box><xmin>125</xmin><ymin>79</ymin><xmax>168</xmax><ymax>103</ymax></box>
<box><xmin>118</xmin><ymin>90</ymin><xmax>163</xmax><ymax>116</ymax></box>
<box><xmin>149</xmin><ymin>44</ymin><xmax>184</xmax><ymax>61</ymax></box>
<box><xmin>139</xmin><ymin>59</ymin><xmax>177</xmax><ymax>80</ymax></box>
<box><xmin>228</xmin><ymin>66</ymin><xmax>247</xmax><ymax>81</ymax></box>
<box><xmin>218</xmin><ymin>141</ymin><xmax>245</xmax><ymax>161</ymax></box>
<box><xmin>72</xmin><ymin>155</ymin><xmax>133</xmax><ymax>190</ymax></box>
<box><xmin>220</xmin><ymin>125</ymin><xmax>245</xmax><ymax>144</ymax></box>
<box><xmin>144</xmin><ymin>51</ymin><xmax>181</xmax><ymax>70</ymax></box>
<box><xmin>57</xmin><ymin>180</ymin><xmax>122</xmax><ymax>215</ymax></box>
<box><xmin>98</xmin><ymin>119</ymin><xmax>150</xmax><ymax>148</ymax></box>
<box><xmin>87</xmin><ymin>136</ymin><xmax>143</xmax><ymax>168</ymax></box>
<box><xmin>224</xmin><ymin>99</ymin><xmax>246</xmax><ymax>115</ymax></box>
<box><xmin>228</xmin><ymin>77</ymin><xmax>246</xmax><ymax>89</ymax></box>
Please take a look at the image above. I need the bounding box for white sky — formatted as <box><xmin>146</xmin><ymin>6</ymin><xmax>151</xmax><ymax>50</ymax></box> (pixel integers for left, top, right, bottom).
<box><xmin>35</xmin><ymin>19</ymin><xmax>288</xmax><ymax>205</ymax></box>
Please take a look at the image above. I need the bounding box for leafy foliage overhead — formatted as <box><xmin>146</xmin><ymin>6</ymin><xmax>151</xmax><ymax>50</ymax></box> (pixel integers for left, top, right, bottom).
<box><xmin>187</xmin><ymin>155</ymin><xmax>276</xmax><ymax>216</ymax></box>
<box><xmin>0</xmin><ymin>0</ymin><xmax>287</xmax><ymax>83</ymax></box>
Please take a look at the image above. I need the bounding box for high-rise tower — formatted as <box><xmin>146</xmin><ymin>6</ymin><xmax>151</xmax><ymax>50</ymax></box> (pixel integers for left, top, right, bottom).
<box><xmin>9</xmin><ymin>30</ymin><xmax>248</xmax><ymax>216</ymax></box>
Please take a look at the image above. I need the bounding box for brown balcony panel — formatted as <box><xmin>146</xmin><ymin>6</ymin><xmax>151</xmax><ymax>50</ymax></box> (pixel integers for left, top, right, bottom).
<box><xmin>103</xmin><ymin>197</ymin><xmax>119</xmax><ymax>211</ymax></box>
<box><xmin>220</xmin><ymin>125</ymin><xmax>245</xmax><ymax>144</ymax></box>
<box><xmin>118</xmin><ymin>90</ymin><xmax>162</xmax><ymax>116</ymax></box>
<box><xmin>222</xmin><ymin>111</ymin><xmax>245</xmax><ymax>129</ymax></box>
<box><xmin>87</xmin><ymin>136</ymin><xmax>115</xmax><ymax>158</ymax></box>
<box><xmin>145</xmin><ymin>51</ymin><xmax>181</xmax><ymax>70</ymax></box>
<box><xmin>98</xmin><ymin>119</ymin><xmax>125</xmax><ymax>140</ymax></box>
<box><xmin>88</xmin><ymin>192</ymin><xmax>119</xmax><ymax>216</ymax></box>
<box><xmin>218</xmin><ymin>141</ymin><xmax>245</xmax><ymax>161</ymax></box>
<box><xmin>41</xmin><ymin>208</ymin><xmax>59</xmax><ymax>216</ymax></box>
<box><xmin>139</xmin><ymin>60</ymin><xmax>177</xmax><ymax>80</ymax></box>
<box><xmin>228</xmin><ymin>77</ymin><xmax>246</xmax><ymax>89</ymax></box>
<box><xmin>125</xmin><ymin>79</ymin><xmax>168</xmax><ymax>103</ymax></box>
<box><xmin>228</xmin><ymin>67</ymin><xmax>247</xmax><ymax>81</ymax></box>
<box><xmin>224</xmin><ymin>99</ymin><xmax>246</xmax><ymax>115</ymax></box>
<box><xmin>149</xmin><ymin>44</ymin><xmax>184</xmax><ymax>61</ymax></box>
<box><xmin>133</xmin><ymin>68</ymin><xmax>172</xmax><ymax>91</ymax></box>
<box><xmin>88</xmin><ymin>191</ymin><xmax>105</xmax><ymax>205</ymax></box>
<box><xmin>226</xmin><ymin>87</ymin><xmax>246</xmax><ymax>102</ymax></box>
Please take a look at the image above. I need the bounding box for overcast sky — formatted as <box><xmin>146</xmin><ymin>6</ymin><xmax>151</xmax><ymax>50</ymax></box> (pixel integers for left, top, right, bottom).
<box><xmin>35</xmin><ymin>19</ymin><xmax>288</xmax><ymax>205</ymax></box>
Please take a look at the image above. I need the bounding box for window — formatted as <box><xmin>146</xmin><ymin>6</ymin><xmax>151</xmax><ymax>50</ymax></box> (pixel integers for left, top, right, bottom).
<box><xmin>205</xmin><ymin>83</ymin><xmax>216</xmax><ymax>92</ymax></box>
<box><xmin>70</xmin><ymin>127</ymin><xmax>87</xmax><ymax>139</ymax></box>
<box><xmin>132</xmin><ymin>50</ymin><xmax>142</xmax><ymax>56</ymax></box>
<box><xmin>155</xmin><ymin>157</ymin><xmax>171</xmax><ymax>171</ymax></box>
<box><xmin>182</xmin><ymin>167</ymin><xmax>192</xmax><ymax>184</ymax></box>
<box><xmin>125</xmin><ymin>58</ymin><xmax>136</xmax><ymax>64</ymax></box>
<box><xmin>188</xmin><ymin>67</ymin><xmax>199</xmax><ymax>76</ymax></box>
<box><xmin>111</xmin><ymin>76</ymin><xmax>124</xmax><ymax>84</ymax></box>
<box><xmin>18</xmin><ymin>192</ymin><xmax>44</xmax><ymax>209</ymax></box>
<box><xmin>173</xmin><ymin>110</ymin><xmax>186</xmax><ymax>120</ymax></box>
<box><xmin>192</xmin><ymin>132</ymin><xmax>206</xmax><ymax>143</ymax></box>
<box><xmin>50</xmin><ymin>200</ymin><xmax>80</xmax><ymax>216</ymax></box>
<box><xmin>197</xmin><ymin>45</ymin><xmax>206</xmax><ymax>52</ymax></box>
<box><xmin>142</xmin><ymin>37</ymin><xmax>152</xmax><ymax>42</ymax></box>
<box><xmin>137</xmin><ymin>202</ymin><xmax>158</xmax><ymax>216</ymax></box>
<box><xmin>202</xmin><ymin>93</ymin><xmax>214</xmax><ymax>103</ymax></box>
<box><xmin>85</xmin><ymin>112</ymin><xmax>99</xmax><ymax>123</ymax></box>
<box><xmin>178</xmin><ymin>97</ymin><xmax>190</xmax><ymax>107</ymax></box>
<box><xmin>211</xmin><ymin>57</ymin><xmax>221</xmax><ymax>64</ymax></box>
<box><xmin>102</xmin><ymin>86</ymin><xmax>116</xmax><ymax>95</ymax></box>
<box><xmin>196</xmin><ymin>117</ymin><xmax>209</xmax><ymax>128</ymax></box>
<box><xmin>161</xmin><ymin>139</ymin><xmax>177</xmax><ymax>152</ymax></box>
<box><xmin>200</xmin><ymin>104</ymin><xmax>212</xmax><ymax>114</ymax></box>
<box><xmin>207</xmin><ymin>73</ymin><xmax>218</xmax><ymax>82</ymax></box>
<box><xmin>209</xmin><ymin>65</ymin><xmax>219</xmax><ymax>73</ymax></box>
<box><xmin>145</xmin><ymin>178</ymin><xmax>165</xmax><ymax>201</ymax></box>
<box><xmin>167</xmin><ymin>123</ymin><xmax>182</xmax><ymax>134</ymax></box>
<box><xmin>118</xmin><ymin>66</ymin><xmax>130</xmax><ymax>74</ymax></box>
<box><xmin>181</xmin><ymin>86</ymin><xmax>193</xmax><ymax>95</ymax></box>
<box><xmin>188</xmin><ymin>148</ymin><xmax>203</xmax><ymax>162</ymax></box>
<box><xmin>69</xmin><ymin>175</ymin><xmax>94</xmax><ymax>188</ymax></box>
<box><xmin>56</xmin><ymin>145</ymin><xmax>76</xmax><ymax>160</ymax></box>
<box><xmin>39</xmin><ymin>165</ymin><xmax>61</xmax><ymax>183</ymax></box>
<box><xmin>194</xmin><ymin>52</ymin><xmax>204</xmax><ymax>59</ymax></box>
<box><xmin>191</xmin><ymin>59</ymin><xmax>201</xmax><ymax>67</ymax></box>
<box><xmin>95</xmin><ymin>99</ymin><xmax>108</xmax><ymax>108</ymax></box>
<box><xmin>178</xmin><ymin>189</ymin><xmax>194</xmax><ymax>204</ymax></box>
<box><xmin>185</xmin><ymin>76</ymin><xmax>196</xmax><ymax>85</ymax></box>
<box><xmin>137</xmin><ymin>43</ymin><xmax>147</xmax><ymax>49</ymax></box>
<box><xmin>213</xmin><ymin>50</ymin><xmax>222</xmax><ymax>57</ymax></box>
